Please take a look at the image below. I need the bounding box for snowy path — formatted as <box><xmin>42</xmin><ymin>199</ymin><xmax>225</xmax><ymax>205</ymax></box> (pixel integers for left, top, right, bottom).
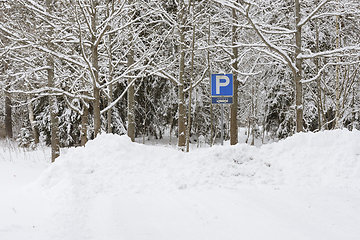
<box><xmin>0</xmin><ymin>160</ymin><xmax>49</xmax><ymax>240</ymax></box>
<box><xmin>2</xmin><ymin>186</ymin><xmax>360</xmax><ymax>240</ymax></box>
<box><xmin>83</xmin><ymin>187</ymin><xmax>360</xmax><ymax>240</ymax></box>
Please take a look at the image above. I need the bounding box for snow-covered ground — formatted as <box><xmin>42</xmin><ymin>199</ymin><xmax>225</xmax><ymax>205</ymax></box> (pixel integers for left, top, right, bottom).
<box><xmin>1</xmin><ymin>129</ymin><xmax>360</xmax><ymax>240</ymax></box>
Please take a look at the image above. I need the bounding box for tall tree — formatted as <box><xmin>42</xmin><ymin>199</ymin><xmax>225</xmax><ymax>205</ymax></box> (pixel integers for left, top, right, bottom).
<box><xmin>214</xmin><ymin>0</ymin><xmax>360</xmax><ymax>133</ymax></box>
<box><xmin>127</xmin><ymin>0</ymin><xmax>135</xmax><ymax>142</ymax></box>
<box><xmin>230</xmin><ymin>6</ymin><xmax>238</xmax><ymax>145</ymax></box>
<box><xmin>45</xmin><ymin>0</ymin><xmax>60</xmax><ymax>162</ymax></box>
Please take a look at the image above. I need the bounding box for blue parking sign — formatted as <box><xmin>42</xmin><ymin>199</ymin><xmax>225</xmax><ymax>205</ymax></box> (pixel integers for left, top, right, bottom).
<box><xmin>211</xmin><ymin>74</ymin><xmax>233</xmax><ymax>96</ymax></box>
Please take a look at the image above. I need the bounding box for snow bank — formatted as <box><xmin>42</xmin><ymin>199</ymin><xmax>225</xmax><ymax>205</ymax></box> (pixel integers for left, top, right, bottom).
<box><xmin>36</xmin><ymin>130</ymin><xmax>360</xmax><ymax>195</ymax></box>
<box><xmin>262</xmin><ymin>129</ymin><xmax>360</xmax><ymax>187</ymax></box>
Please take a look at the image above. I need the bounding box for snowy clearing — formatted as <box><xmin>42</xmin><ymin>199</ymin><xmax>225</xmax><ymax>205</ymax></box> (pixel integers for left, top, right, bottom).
<box><xmin>1</xmin><ymin>129</ymin><xmax>360</xmax><ymax>240</ymax></box>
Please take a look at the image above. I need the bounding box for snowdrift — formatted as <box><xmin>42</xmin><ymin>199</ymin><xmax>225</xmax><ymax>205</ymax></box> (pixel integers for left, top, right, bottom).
<box><xmin>37</xmin><ymin>129</ymin><xmax>360</xmax><ymax>195</ymax></box>
<box><xmin>262</xmin><ymin>130</ymin><xmax>360</xmax><ymax>188</ymax></box>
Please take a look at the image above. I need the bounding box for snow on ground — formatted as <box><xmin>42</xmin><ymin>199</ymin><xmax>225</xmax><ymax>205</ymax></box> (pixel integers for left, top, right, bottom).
<box><xmin>0</xmin><ymin>141</ymin><xmax>50</xmax><ymax>240</ymax></box>
<box><xmin>1</xmin><ymin>129</ymin><xmax>360</xmax><ymax>240</ymax></box>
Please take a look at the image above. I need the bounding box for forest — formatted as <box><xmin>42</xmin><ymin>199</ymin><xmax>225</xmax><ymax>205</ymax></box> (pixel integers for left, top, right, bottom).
<box><xmin>1</xmin><ymin>0</ymin><xmax>360</xmax><ymax>161</ymax></box>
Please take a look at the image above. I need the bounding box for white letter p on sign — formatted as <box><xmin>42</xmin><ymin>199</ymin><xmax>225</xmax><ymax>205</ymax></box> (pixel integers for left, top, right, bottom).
<box><xmin>216</xmin><ymin>75</ymin><xmax>230</xmax><ymax>94</ymax></box>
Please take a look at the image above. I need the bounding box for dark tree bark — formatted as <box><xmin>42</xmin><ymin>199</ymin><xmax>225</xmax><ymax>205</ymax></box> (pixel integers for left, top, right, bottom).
<box><xmin>295</xmin><ymin>0</ymin><xmax>303</xmax><ymax>132</ymax></box>
<box><xmin>27</xmin><ymin>96</ymin><xmax>39</xmax><ymax>144</ymax></box>
<box><xmin>230</xmin><ymin>7</ymin><xmax>238</xmax><ymax>145</ymax></box>
<box><xmin>46</xmin><ymin>0</ymin><xmax>59</xmax><ymax>162</ymax></box>
<box><xmin>127</xmin><ymin>0</ymin><xmax>135</xmax><ymax>142</ymax></box>
<box><xmin>81</xmin><ymin>106</ymin><xmax>88</xmax><ymax>146</ymax></box>
<box><xmin>5</xmin><ymin>87</ymin><xmax>12</xmax><ymax>139</ymax></box>
<box><xmin>178</xmin><ymin>0</ymin><xmax>186</xmax><ymax>150</ymax></box>
<box><xmin>91</xmin><ymin>0</ymin><xmax>101</xmax><ymax>138</ymax></box>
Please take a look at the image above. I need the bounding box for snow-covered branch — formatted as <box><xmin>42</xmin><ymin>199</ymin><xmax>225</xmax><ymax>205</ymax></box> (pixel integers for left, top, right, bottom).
<box><xmin>298</xmin><ymin>46</ymin><xmax>360</xmax><ymax>59</ymax></box>
<box><xmin>301</xmin><ymin>60</ymin><xmax>360</xmax><ymax>83</ymax></box>
<box><xmin>297</xmin><ymin>0</ymin><xmax>331</xmax><ymax>28</ymax></box>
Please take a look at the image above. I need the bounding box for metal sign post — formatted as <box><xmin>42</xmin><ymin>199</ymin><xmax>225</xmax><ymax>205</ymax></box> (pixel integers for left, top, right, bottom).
<box><xmin>211</xmin><ymin>74</ymin><xmax>234</xmax><ymax>146</ymax></box>
<box><xmin>220</xmin><ymin>104</ymin><xmax>224</xmax><ymax>145</ymax></box>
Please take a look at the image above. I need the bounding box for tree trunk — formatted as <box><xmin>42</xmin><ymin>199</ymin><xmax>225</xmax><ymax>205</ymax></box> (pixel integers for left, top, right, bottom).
<box><xmin>5</xmin><ymin>87</ymin><xmax>12</xmax><ymax>139</ymax></box>
<box><xmin>48</xmin><ymin>62</ymin><xmax>60</xmax><ymax>162</ymax></box>
<box><xmin>127</xmin><ymin>75</ymin><xmax>135</xmax><ymax>142</ymax></box>
<box><xmin>27</xmin><ymin>95</ymin><xmax>39</xmax><ymax>144</ymax></box>
<box><xmin>230</xmin><ymin>7</ymin><xmax>238</xmax><ymax>145</ymax></box>
<box><xmin>93</xmin><ymin>80</ymin><xmax>101</xmax><ymax>138</ymax></box>
<box><xmin>207</xmin><ymin>5</ymin><xmax>213</xmax><ymax>147</ymax></box>
<box><xmin>245</xmin><ymin>116</ymin><xmax>250</xmax><ymax>144</ymax></box>
<box><xmin>107</xmin><ymin>84</ymin><xmax>113</xmax><ymax>134</ymax></box>
<box><xmin>127</xmin><ymin>0</ymin><xmax>135</xmax><ymax>142</ymax></box>
<box><xmin>294</xmin><ymin>0</ymin><xmax>303</xmax><ymax>132</ymax></box>
<box><xmin>3</xmin><ymin>59</ymin><xmax>12</xmax><ymax>139</ymax></box>
<box><xmin>186</xmin><ymin>0</ymin><xmax>196</xmax><ymax>152</ymax></box>
<box><xmin>250</xmin><ymin>83</ymin><xmax>255</xmax><ymax>146</ymax></box>
<box><xmin>178</xmin><ymin>0</ymin><xmax>186</xmax><ymax>150</ymax></box>
<box><xmin>46</xmin><ymin>0</ymin><xmax>59</xmax><ymax>162</ymax></box>
<box><xmin>91</xmin><ymin>1</ymin><xmax>101</xmax><ymax>138</ymax></box>
<box><xmin>335</xmin><ymin>5</ymin><xmax>340</xmax><ymax>128</ymax></box>
<box><xmin>81</xmin><ymin>106</ymin><xmax>88</xmax><ymax>146</ymax></box>
<box><xmin>315</xmin><ymin>18</ymin><xmax>324</xmax><ymax>130</ymax></box>
<box><xmin>142</xmin><ymin>90</ymin><xmax>147</xmax><ymax>144</ymax></box>
<box><xmin>107</xmin><ymin>3</ymin><xmax>114</xmax><ymax>134</ymax></box>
